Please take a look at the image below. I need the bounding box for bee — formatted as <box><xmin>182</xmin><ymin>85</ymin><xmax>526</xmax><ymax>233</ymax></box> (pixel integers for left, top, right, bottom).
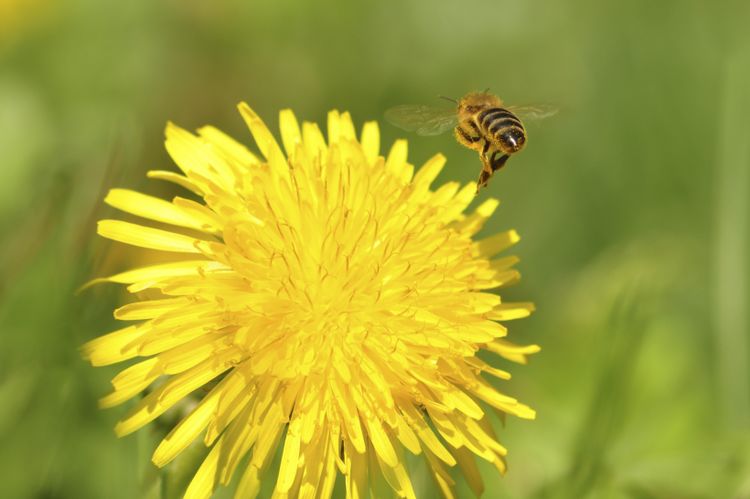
<box><xmin>385</xmin><ymin>91</ymin><xmax>556</xmax><ymax>192</ymax></box>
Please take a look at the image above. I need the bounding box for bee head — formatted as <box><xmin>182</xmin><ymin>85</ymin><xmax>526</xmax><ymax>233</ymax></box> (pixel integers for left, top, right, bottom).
<box><xmin>458</xmin><ymin>91</ymin><xmax>503</xmax><ymax>116</ymax></box>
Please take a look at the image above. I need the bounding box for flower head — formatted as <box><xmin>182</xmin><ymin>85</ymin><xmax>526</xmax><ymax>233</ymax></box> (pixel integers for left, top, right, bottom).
<box><xmin>83</xmin><ymin>103</ymin><xmax>539</xmax><ymax>498</ymax></box>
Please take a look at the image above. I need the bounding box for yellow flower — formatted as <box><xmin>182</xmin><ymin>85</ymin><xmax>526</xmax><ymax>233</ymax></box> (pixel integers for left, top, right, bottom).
<box><xmin>82</xmin><ymin>102</ymin><xmax>539</xmax><ymax>498</ymax></box>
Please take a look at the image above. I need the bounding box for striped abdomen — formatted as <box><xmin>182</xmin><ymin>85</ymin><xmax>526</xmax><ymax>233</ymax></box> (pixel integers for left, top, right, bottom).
<box><xmin>476</xmin><ymin>107</ymin><xmax>526</xmax><ymax>154</ymax></box>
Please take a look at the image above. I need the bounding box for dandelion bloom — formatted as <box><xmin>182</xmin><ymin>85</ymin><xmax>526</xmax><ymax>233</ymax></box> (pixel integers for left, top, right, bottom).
<box><xmin>82</xmin><ymin>103</ymin><xmax>539</xmax><ymax>498</ymax></box>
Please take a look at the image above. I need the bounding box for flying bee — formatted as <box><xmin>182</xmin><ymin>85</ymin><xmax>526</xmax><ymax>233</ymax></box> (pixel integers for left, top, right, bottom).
<box><xmin>385</xmin><ymin>91</ymin><xmax>556</xmax><ymax>192</ymax></box>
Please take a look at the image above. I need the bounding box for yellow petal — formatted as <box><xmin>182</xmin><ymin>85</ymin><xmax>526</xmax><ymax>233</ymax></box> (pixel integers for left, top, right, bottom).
<box><xmin>301</xmin><ymin>122</ymin><xmax>327</xmax><ymax>163</ymax></box>
<box><xmin>165</xmin><ymin>122</ymin><xmax>234</xmax><ymax>188</ymax></box>
<box><xmin>344</xmin><ymin>439</ymin><xmax>368</xmax><ymax>499</ymax></box>
<box><xmin>454</xmin><ymin>446</ymin><xmax>484</xmax><ymax>497</ymax></box>
<box><xmin>486</xmin><ymin>302</ymin><xmax>536</xmax><ymax>321</ymax></box>
<box><xmin>338</xmin><ymin>111</ymin><xmax>357</xmax><ymax>140</ymax></box>
<box><xmin>466</xmin><ymin>379</ymin><xmax>536</xmax><ymax>419</ymax></box>
<box><xmin>439</xmin><ymin>183</ymin><xmax>475</xmax><ymax>223</ymax></box>
<box><xmin>235</xmin><ymin>405</ymin><xmax>286</xmax><ymax>499</ymax></box>
<box><xmin>172</xmin><ymin>197</ymin><xmax>224</xmax><ymax>233</ymax></box>
<box><xmin>374</xmin><ymin>447</ymin><xmax>416</xmax><ymax>499</ymax></box>
<box><xmin>475</xmin><ymin>230</ymin><xmax>520</xmax><ymax>257</ymax></box>
<box><xmin>86</xmin><ymin>260</ymin><xmax>224</xmax><ymax>294</ymax></box>
<box><xmin>332</xmin><ymin>381</ymin><xmax>366</xmax><ymax>454</ymax></box>
<box><xmin>218</xmin><ymin>405</ymin><xmax>259</xmax><ymax>485</ymax></box>
<box><xmin>444</xmin><ymin>387</ymin><xmax>484</xmax><ymax>419</ymax></box>
<box><xmin>204</xmin><ymin>371</ymin><xmax>257</xmax><ymax>445</ymax></box>
<box><xmin>360</xmin><ymin>121</ymin><xmax>380</xmax><ymax>164</ymax></box>
<box><xmin>152</xmin><ymin>389</ymin><xmax>220</xmax><ymax>467</ymax></box>
<box><xmin>326</xmin><ymin>110</ymin><xmax>342</xmax><ymax>144</ymax></box>
<box><xmin>279</xmin><ymin>109</ymin><xmax>302</xmax><ymax>158</ymax></box>
<box><xmin>386</xmin><ymin>139</ymin><xmax>407</xmax><ymax>171</ymax></box>
<box><xmin>238</xmin><ymin>101</ymin><xmax>285</xmax><ymax>162</ymax></box>
<box><xmin>401</xmin><ymin>404</ymin><xmax>456</xmax><ymax>466</ymax></box>
<box><xmin>476</xmin><ymin>198</ymin><xmax>500</xmax><ymax>217</ymax></box>
<box><xmin>114</xmin><ymin>349</ymin><xmax>240</xmax><ymax>437</ymax></box>
<box><xmin>430</xmin><ymin>181</ymin><xmax>460</xmax><ymax>208</ymax></box>
<box><xmin>362</xmin><ymin>413</ymin><xmax>398</xmax><ymax>468</ymax></box>
<box><xmin>412</xmin><ymin>153</ymin><xmax>446</xmax><ymax>195</ymax></box>
<box><xmin>423</xmin><ymin>445</ymin><xmax>456</xmax><ymax>494</ymax></box>
<box><xmin>198</xmin><ymin>125</ymin><xmax>260</xmax><ymax>167</ymax></box>
<box><xmin>104</xmin><ymin>189</ymin><xmax>205</xmax><ymax>230</ymax></box>
<box><xmin>276</xmin><ymin>419</ymin><xmax>302</xmax><ymax>493</ymax></box>
<box><xmin>486</xmin><ymin>339</ymin><xmax>541</xmax><ymax>364</ymax></box>
<box><xmin>147</xmin><ymin>170</ymin><xmax>203</xmax><ymax>195</ymax></box>
<box><xmin>316</xmin><ymin>442</ymin><xmax>337</xmax><ymax>499</ymax></box>
<box><xmin>184</xmin><ymin>435</ymin><xmax>223</xmax><ymax>499</ymax></box>
<box><xmin>80</xmin><ymin>325</ymin><xmax>144</xmax><ymax>366</ymax></box>
<box><xmin>392</xmin><ymin>412</ymin><xmax>421</xmax><ymax>455</ymax></box>
<box><xmin>465</xmin><ymin>357</ymin><xmax>512</xmax><ymax>380</ymax></box>
<box><xmin>99</xmin><ymin>358</ymin><xmax>160</xmax><ymax>408</ymax></box>
<box><xmin>385</xmin><ymin>139</ymin><xmax>412</xmax><ymax>184</ymax></box>
<box><xmin>489</xmin><ymin>255</ymin><xmax>521</xmax><ymax>272</ymax></box>
<box><xmin>97</xmin><ymin>220</ymin><xmax>206</xmax><ymax>253</ymax></box>
<box><xmin>114</xmin><ymin>297</ymin><xmax>189</xmax><ymax>321</ymax></box>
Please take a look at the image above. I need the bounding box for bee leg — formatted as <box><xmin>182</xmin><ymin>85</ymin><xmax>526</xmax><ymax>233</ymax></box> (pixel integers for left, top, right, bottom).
<box><xmin>479</xmin><ymin>142</ymin><xmax>493</xmax><ymax>173</ymax></box>
<box><xmin>490</xmin><ymin>152</ymin><xmax>510</xmax><ymax>172</ymax></box>
<box><xmin>476</xmin><ymin>169</ymin><xmax>492</xmax><ymax>193</ymax></box>
<box><xmin>476</xmin><ymin>141</ymin><xmax>493</xmax><ymax>193</ymax></box>
<box><xmin>455</xmin><ymin>125</ymin><xmax>482</xmax><ymax>150</ymax></box>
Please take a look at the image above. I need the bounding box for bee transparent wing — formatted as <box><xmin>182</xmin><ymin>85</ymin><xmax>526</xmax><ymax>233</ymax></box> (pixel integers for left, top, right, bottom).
<box><xmin>385</xmin><ymin>105</ymin><xmax>458</xmax><ymax>136</ymax></box>
<box><xmin>507</xmin><ymin>104</ymin><xmax>558</xmax><ymax>122</ymax></box>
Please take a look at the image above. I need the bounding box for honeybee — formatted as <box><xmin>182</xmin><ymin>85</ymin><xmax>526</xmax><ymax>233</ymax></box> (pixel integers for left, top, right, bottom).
<box><xmin>386</xmin><ymin>91</ymin><xmax>556</xmax><ymax>192</ymax></box>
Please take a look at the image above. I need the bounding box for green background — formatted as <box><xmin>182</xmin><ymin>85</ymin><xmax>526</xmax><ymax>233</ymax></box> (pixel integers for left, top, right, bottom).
<box><xmin>1</xmin><ymin>0</ymin><xmax>749</xmax><ymax>497</ymax></box>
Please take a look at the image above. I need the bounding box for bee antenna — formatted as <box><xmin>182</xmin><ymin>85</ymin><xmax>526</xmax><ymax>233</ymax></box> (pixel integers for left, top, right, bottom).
<box><xmin>438</xmin><ymin>95</ymin><xmax>458</xmax><ymax>104</ymax></box>
<box><xmin>482</xmin><ymin>87</ymin><xmax>490</xmax><ymax>93</ymax></box>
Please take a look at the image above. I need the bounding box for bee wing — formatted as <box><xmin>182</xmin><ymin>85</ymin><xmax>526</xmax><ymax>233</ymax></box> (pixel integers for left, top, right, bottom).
<box><xmin>507</xmin><ymin>104</ymin><xmax>558</xmax><ymax>122</ymax></box>
<box><xmin>385</xmin><ymin>105</ymin><xmax>458</xmax><ymax>136</ymax></box>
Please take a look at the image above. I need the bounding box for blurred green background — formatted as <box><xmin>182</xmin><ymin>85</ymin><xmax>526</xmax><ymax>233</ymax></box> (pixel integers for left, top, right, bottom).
<box><xmin>1</xmin><ymin>0</ymin><xmax>749</xmax><ymax>497</ymax></box>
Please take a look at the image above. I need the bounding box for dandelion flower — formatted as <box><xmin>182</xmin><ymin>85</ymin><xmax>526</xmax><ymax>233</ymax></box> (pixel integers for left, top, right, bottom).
<box><xmin>82</xmin><ymin>102</ymin><xmax>539</xmax><ymax>498</ymax></box>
